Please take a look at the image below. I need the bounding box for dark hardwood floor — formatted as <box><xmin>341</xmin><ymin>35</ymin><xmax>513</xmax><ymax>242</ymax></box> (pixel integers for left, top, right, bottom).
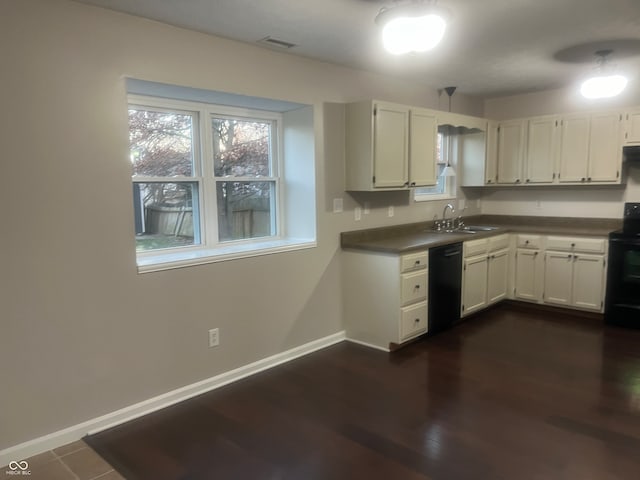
<box><xmin>86</xmin><ymin>304</ymin><xmax>640</xmax><ymax>480</ymax></box>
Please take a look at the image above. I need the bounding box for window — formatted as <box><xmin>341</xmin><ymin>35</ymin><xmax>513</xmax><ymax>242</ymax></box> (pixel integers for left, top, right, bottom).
<box><xmin>128</xmin><ymin>94</ymin><xmax>314</xmax><ymax>271</ymax></box>
<box><xmin>414</xmin><ymin>131</ymin><xmax>456</xmax><ymax>201</ymax></box>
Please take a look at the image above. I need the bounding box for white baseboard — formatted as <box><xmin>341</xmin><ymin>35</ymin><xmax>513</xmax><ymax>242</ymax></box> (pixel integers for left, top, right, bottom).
<box><xmin>0</xmin><ymin>331</ymin><xmax>346</xmax><ymax>468</ymax></box>
<box><xmin>345</xmin><ymin>337</ymin><xmax>390</xmax><ymax>353</ymax></box>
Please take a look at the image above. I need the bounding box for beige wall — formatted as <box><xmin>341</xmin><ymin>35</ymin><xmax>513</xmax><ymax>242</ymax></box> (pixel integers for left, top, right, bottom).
<box><xmin>481</xmin><ymin>86</ymin><xmax>640</xmax><ymax>218</ymax></box>
<box><xmin>0</xmin><ymin>0</ymin><xmax>484</xmax><ymax>450</ymax></box>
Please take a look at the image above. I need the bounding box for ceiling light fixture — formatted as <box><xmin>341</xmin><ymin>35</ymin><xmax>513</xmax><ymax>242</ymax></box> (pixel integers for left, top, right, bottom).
<box><xmin>375</xmin><ymin>1</ymin><xmax>449</xmax><ymax>55</ymax></box>
<box><xmin>580</xmin><ymin>49</ymin><xmax>628</xmax><ymax>99</ymax></box>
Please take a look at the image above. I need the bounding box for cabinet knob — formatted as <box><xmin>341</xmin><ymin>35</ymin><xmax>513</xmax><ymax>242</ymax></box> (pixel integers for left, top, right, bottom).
<box><xmin>571</xmin><ymin>243</ymin><xmax>575</xmax><ymax>247</ymax></box>
<box><xmin>525</xmin><ymin>240</ymin><xmax>529</xmax><ymax>244</ymax></box>
<box><xmin>581</xmin><ymin>177</ymin><xmax>586</xmax><ymax>182</ymax></box>
<box><xmin>526</xmin><ymin>179</ymin><xmax>530</xmax><ymax>183</ymax></box>
<box><xmin>415</xmin><ymin>285</ymin><xmax>420</xmax><ymax>290</ymax></box>
<box><xmin>567</xmin><ymin>254</ymin><xmax>572</xmax><ymax>259</ymax></box>
<box><xmin>414</xmin><ymin>260</ymin><xmax>421</xmax><ymax>266</ymax></box>
<box><xmin>414</xmin><ymin>318</ymin><xmax>420</xmax><ymax>324</ymax></box>
<box><xmin>411</xmin><ymin>182</ymin><xmax>416</xmax><ymax>186</ymax></box>
<box><xmin>587</xmin><ymin>177</ymin><xmax>592</xmax><ymax>182</ymax></box>
<box><xmin>516</xmin><ymin>179</ymin><xmax>521</xmax><ymax>183</ymax></box>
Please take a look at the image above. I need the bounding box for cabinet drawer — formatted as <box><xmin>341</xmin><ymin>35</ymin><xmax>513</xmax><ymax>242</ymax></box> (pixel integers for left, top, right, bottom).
<box><xmin>401</xmin><ymin>270</ymin><xmax>427</xmax><ymax>305</ymax></box>
<box><xmin>464</xmin><ymin>238</ymin><xmax>489</xmax><ymax>257</ymax></box>
<box><xmin>488</xmin><ymin>234</ymin><xmax>510</xmax><ymax>252</ymax></box>
<box><xmin>546</xmin><ymin>236</ymin><xmax>605</xmax><ymax>253</ymax></box>
<box><xmin>517</xmin><ymin>234</ymin><xmax>542</xmax><ymax>249</ymax></box>
<box><xmin>401</xmin><ymin>251</ymin><xmax>428</xmax><ymax>272</ymax></box>
<box><xmin>400</xmin><ymin>301</ymin><xmax>428</xmax><ymax>342</ymax></box>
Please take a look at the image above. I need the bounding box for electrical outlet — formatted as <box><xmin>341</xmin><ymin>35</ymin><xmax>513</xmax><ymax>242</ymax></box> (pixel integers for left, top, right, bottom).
<box><xmin>364</xmin><ymin>202</ymin><xmax>370</xmax><ymax>214</ymax></box>
<box><xmin>333</xmin><ymin>198</ymin><xmax>343</xmax><ymax>213</ymax></box>
<box><xmin>355</xmin><ymin>207</ymin><xmax>362</xmax><ymax>221</ymax></box>
<box><xmin>388</xmin><ymin>206</ymin><xmax>394</xmax><ymax>217</ymax></box>
<box><xmin>208</xmin><ymin>328</ymin><xmax>219</xmax><ymax>348</ymax></box>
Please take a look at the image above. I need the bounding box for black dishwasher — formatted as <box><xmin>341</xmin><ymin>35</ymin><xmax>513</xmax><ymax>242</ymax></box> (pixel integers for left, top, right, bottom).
<box><xmin>429</xmin><ymin>242</ymin><xmax>462</xmax><ymax>333</ymax></box>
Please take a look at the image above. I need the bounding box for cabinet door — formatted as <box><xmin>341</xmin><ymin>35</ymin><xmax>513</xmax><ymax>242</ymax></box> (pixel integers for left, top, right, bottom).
<box><xmin>526</xmin><ymin>116</ymin><xmax>557</xmax><ymax>183</ymax></box>
<box><xmin>487</xmin><ymin>248</ymin><xmax>509</xmax><ymax>305</ymax></box>
<box><xmin>624</xmin><ymin>109</ymin><xmax>640</xmax><ymax>145</ymax></box>
<box><xmin>559</xmin><ymin>114</ymin><xmax>590</xmax><ymax>182</ymax></box>
<box><xmin>409</xmin><ymin>109</ymin><xmax>438</xmax><ymax>186</ymax></box>
<box><xmin>588</xmin><ymin>112</ymin><xmax>622</xmax><ymax>182</ymax></box>
<box><xmin>485</xmin><ymin>121</ymin><xmax>499</xmax><ymax>184</ymax></box>
<box><xmin>462</xmin><ymin>254</ymin><xmax>488</xmax><ymax>316</ymax></box>
<box><xmin>543</xmin><ymin>252</ymin><xmax>573</xmax><ymax>306</ymax></box>
<box><xmin>572</xmin><ymin>254</ymin><xmax>605</xmax><ymax>311</ymax></box>
<box><xmin>514</xmin><ymin>249</ymin><xmax>540</xmax><ymax>301</ymax></box>
<box><xmin>373</xmin><ymin>102</ymin><xmax>409</xmax><ymax>188</ymax></box>
<box><xmin>497</xmin><ymin>120</ymin><xmax>525</xmax><ymax>184</ymax></box>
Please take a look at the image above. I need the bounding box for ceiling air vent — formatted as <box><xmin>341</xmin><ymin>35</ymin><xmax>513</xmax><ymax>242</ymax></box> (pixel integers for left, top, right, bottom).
<box><xmin>257</xmin><ymin>36</ymin><xmax>297</xmax><ymax>49</ymax></box>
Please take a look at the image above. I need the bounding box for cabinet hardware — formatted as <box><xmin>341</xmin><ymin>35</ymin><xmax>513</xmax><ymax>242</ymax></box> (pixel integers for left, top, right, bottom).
<box><xmin>587</xmin><ymin>177</ymin><xmax>592</xmax><ymax>182</ymax></box>
<box><xmin>616</xmin><ymin>170</ymin><xmax>620</xmax><ymax>178</ymax></box>
<box><xmin>526</xmin><ymin>179</ymin><xmax>530</xmax><ymax>183</ymax></box>
<box><xmin>581</xmin><ymin>177</ymin><xmax>586</xmax><ymax>182</ymax></box>
<box><xmin>414</xmin><ymin>285</ymin><xmax>420</xmax><ymax>290</ymax></box>
<box><xmin>414</xmin><ymin>318</ymin><xmax>420</xmax><ymax>323</ymax></box>
<box><xmin>552</xmin><ymin>173</ymin><xmax>556</xmax><ymax>179</ymax></box>
<box><xmin>373</xmin><ymin>106</ymin><xmax>377</xmax><ymax>116</ymax></box>
<box><xmin>410</xmin><ymin>182</ymin><xmax>416</xmax><ymax>186</ymax></box>
<box><xmin>373</xmin><ymin>176</ymin><xmax>376</xmax><ymax>184</ymax></box>
<box><xmin>571</xmin><ymin>243</ymin><xmax>575</xmax><ymax>247</ymax></box>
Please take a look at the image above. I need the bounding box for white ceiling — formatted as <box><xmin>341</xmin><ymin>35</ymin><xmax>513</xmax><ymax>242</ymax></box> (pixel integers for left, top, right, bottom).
<box><xmin>72</xmin><ymin>0</ymin><xmax>640</xmax><ymax>98</ymax></box>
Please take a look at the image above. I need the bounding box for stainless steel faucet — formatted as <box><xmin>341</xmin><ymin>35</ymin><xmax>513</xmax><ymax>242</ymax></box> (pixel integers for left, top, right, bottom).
<box><xmin>442</xmin><ymin>203</ymin><xmax>455</xmax><ymax>230</ymax></box>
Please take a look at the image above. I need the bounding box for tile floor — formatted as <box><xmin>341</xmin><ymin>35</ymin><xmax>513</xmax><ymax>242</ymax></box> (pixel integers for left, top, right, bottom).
<box><xmin>2</xmin><ymin>440</ymin><xmax>123</xmax><ymax>480</ymax></box>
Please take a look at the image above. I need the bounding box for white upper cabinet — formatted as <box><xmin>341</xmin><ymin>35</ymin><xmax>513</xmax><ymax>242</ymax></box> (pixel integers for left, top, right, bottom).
<box><xmin>623</xmin><ymin>108</ymin><xmax>640</xmax><ymax>145</ymax></box>
<box><xmin>559</xmin><ymin>113</ymin><xmax>591</xmax><ymax>182</ymax></box>
<box><xmin>409</xmin><ymin>108</ymin><xmax>438</xmax><ymax>187</ymax></box>
<box><xmin>484</xmin><ymin>121</ymin><xmax>499</xmax><ymax>185</ymax></box>
<box><xmin>525</xmin><ymin>115</ymin><xmax>558</xmax><ymax>184</ymax></box>
<box><xmin>372</xmin><ymin>101</ymin><xmax>409</xmax><ymax>188</ymax></box>
<box><xmin>345</xmin><ymin>100</ymin><xmax>437</xmax><ymax>191</ymax></box>
<box><xmin>588</xmin><ymin>111</ymin><xmax>623</xmax><ymax>182</ymax></box>
<box><xmin>497</xmin><ymin>119</ymin><xmax>526</xmax><ymax>184</ymax></box>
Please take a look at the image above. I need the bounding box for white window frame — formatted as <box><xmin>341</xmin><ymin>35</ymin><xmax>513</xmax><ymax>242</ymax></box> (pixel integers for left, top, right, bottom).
<box><xmin>129</xmin><ymin>95</ymin><xmax>312</xmax><ymax>273</ymax></box>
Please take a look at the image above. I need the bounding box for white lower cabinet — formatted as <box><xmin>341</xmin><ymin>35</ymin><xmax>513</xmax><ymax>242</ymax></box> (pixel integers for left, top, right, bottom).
<box><xmin>543</xmin><ymin>236</ymin><xmax>606</xmax><ymax>312</ymax></box>
<box><xmin>513</xmin><ymin>235</ymin><xmax>544</xmax><ymax>302</ymax></box>
<box><xmin>461</xmin><ymin>234</ymin><xmax>509</xmax><ymax>317</ymax></box>
<box><xmin>343</xmin><ymin>249</ymin><xmax>428</xmax><ymax>351</ymax></box>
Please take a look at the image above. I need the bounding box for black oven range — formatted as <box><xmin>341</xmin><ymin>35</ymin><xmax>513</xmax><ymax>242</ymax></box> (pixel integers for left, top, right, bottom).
<box><xmin>605</xmin><ymin>202</ymin><xmax>640</xmax><ymax>328</ymax></box>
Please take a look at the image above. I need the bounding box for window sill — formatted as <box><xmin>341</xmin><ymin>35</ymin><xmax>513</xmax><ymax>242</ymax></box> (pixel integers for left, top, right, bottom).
<box><xmin>137</xmin><ymin>238</ymin><xmax>317</xmax><ymax>273</ymax></box>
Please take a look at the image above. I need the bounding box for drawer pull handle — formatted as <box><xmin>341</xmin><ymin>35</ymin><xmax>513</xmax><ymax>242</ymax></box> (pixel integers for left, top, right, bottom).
<box><xmin>414</xmin><ymin>260</ymin><xmax>421</xmax><ymax>265</ymax></box>
<box><xmin>414</xmin><ymin>318</ymin><xmax>420</xmax><ymax>323</ymax></box>
<box><xmin>414</xmin><ymin>285</ymin><xmax>421</xmax><ymax>290</ymax></box>
<box><xmin>571</xmin><ymin>243</ymin><xmax>575</xmax><ymax>247</ymax></box>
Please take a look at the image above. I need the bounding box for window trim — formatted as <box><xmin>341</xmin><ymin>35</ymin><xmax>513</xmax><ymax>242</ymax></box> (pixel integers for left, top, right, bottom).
<box><xmin>128</xmin><ymin>95</ymin><xmax>314</xmax><ymax>272</ymax></box>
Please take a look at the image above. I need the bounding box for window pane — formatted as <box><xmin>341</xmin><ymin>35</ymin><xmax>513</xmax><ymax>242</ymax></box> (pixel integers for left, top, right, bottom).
<box><xmin>216</xmin><ymin>181</ymin><xmax>274</xmax><ymax>242</ymax></box>
<box><xmin>133</xmin><ymin>182</ymin><xmax>199</xmax><ymax>251</ymax></box>
<box><xmin>129</xmin><ymin>109</ymin><xmax>194</xmax><ymax>177</ymax></box>
<box><xmin>212</xmin><ymin>117</ymin><xmax>271</xmax><ymax>177</ymax></box>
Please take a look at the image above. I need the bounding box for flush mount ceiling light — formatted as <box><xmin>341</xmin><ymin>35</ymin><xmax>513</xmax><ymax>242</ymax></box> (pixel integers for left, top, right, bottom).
<box><xmin>375</xmin><ymin>1</ymin><xmax>450</xmax><ymax>55</ymax></box>
<box><xmin>580</xmin><ymin>49</ymin><xmax>628</xmax><ymax>99</ymax></box>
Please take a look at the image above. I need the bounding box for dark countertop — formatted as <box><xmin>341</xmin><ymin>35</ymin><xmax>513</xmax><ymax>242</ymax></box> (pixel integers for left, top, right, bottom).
<box><xmin>340</xmin><ymin>215</ymin><xmax>621</xmax><ymax>254</ymax></box>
